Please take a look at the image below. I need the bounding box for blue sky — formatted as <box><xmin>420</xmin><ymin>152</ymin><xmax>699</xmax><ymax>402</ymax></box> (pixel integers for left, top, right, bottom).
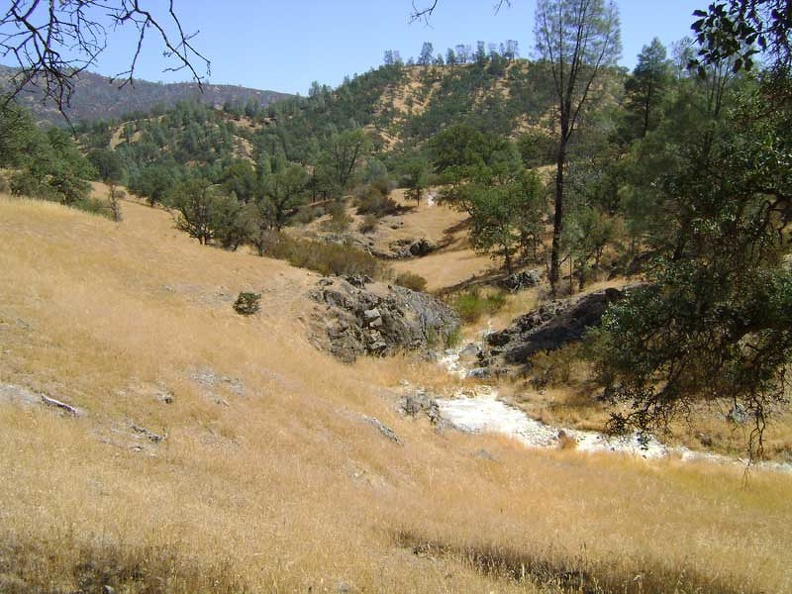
<box><xmin>84</xmin><ymin>1</ymin><xmax>705</xmax><ymax>94</ymax></box>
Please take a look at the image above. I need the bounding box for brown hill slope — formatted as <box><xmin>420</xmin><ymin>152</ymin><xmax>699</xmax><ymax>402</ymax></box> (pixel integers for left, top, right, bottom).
<box><xmin>1</xmin><ymin>196</ymin><xmax>790</xmax><ymax>593</ymax></box>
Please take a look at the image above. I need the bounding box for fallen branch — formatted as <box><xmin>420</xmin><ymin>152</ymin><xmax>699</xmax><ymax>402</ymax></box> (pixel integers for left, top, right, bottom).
<box><xmin>40</xmin><ymin>394</ymin><xmax>81</xmax><ymax>416</ymax></box>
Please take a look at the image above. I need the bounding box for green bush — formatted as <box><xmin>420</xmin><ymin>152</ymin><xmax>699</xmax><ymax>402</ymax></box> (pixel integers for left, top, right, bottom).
<box><xmin>395</xmin><ymin>271</ymin><xmax>428</xmax><ymax>292</ymax></box>
<box><xmin>354</xmin><ymin>183</ymin><xmax>398</xmax><ymax>218</ymax></box>
<box><xmin>255</xmin><ymin>232</ymin><xmax>389</xmax><ymax>280</ymax></box>
<box><xmin>452</xmin><ymin>288</ymin><xmax>506</xmax><ymax>324</ymax></box>
<box><xmin>74</xmin><ymin>196</ymin><xmax>113</xmax><ymax>218</ymax></box>
<box><xmin>233</xmin><ymin>292</ymin><xmax>261</xmax><ymax>315</ymax></box>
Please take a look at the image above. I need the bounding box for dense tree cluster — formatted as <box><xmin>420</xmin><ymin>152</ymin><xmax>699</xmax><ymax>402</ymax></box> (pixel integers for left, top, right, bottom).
<box><xmin>0</xmin><ymin>99</ymin><xmax>96</xmax><ymax>208</ymax></box>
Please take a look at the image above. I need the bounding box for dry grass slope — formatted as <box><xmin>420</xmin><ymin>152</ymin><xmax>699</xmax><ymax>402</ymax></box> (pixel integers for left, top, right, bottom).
<box><xmin>1</xmin><ymin>195</ymin><xmax>791</xmax><ymax>593</ymax></box>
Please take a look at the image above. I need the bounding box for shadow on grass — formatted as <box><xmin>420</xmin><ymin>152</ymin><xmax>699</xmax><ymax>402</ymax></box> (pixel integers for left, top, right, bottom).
<box><xmin>0</xmin><ymin>535</ymin><xmax>248</xmax><ymax>594</ymax></box>
<box><xmin>393</xmin><ymin>530</ymin><xmax>759</xmax><ymax>594</ymax></box>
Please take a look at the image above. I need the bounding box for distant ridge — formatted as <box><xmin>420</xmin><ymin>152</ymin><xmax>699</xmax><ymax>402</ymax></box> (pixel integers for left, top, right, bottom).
<box><xmin>0</xmin><ymin>64</ymin><xmax>293</xmax><ymax>125</ymax></box>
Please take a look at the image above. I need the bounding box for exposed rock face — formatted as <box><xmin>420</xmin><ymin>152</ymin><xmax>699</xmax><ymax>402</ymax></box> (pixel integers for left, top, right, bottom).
<box><xmin>309</xmin><ymin>276</ymin><xmax>459</xmax><ymax>363</ymax></box>
<box><xmin>500</xmin><ymin>270</ymin><xmax>541</xmax><ymax>292</ymax></box>
<box><xmin>482</xmin><ymin>288</ymin><xmax>625</xmax><ymax>373</ymax></box>
<box><xmin>373</xmin><ymin>238</ymin><xmax>437</xmax><ymax>260</ymax></box>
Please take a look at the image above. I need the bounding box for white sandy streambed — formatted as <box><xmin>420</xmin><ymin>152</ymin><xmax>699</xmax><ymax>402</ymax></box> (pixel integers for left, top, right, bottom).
<box><xmin>436</xmin><ymin>386</ymin><xmax>667</xmax><ymax>457</ymax></box>
<box><xmin>432</xmin><ymin>347</ymin><xmax>792</xmax><ymax>472</ymax></box>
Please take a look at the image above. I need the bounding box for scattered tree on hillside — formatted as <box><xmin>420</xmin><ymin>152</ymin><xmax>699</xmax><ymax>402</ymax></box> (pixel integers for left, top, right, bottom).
<box><xmin>623</xmin><ymin>38</ymin><xmax>672</xmax><ymax>139</ymax></box>
<box><xmin>170</xmin><ymin>178</ymin><xmax>248</xmax><ymax>246</ymax></box>
<box><xmin>317</xmin><ymin>128</ymin><xmax>370</xmax><ymax>200</ymax></box>
<box><xmin>0</xmin><ymin>101</ymin><xmax>95</xmax><ymax>206</ymax></box>
<box><xmin>418</xmin><ymin>42</ymin><xmax>434</xmax><ymax>66</ymax></box>
<box><xmin>534</xmin><ymin>0</ymin><xmax>621</xmax><ymax>294</ymax></box>
<box><xmin>130</xmin><ymin>165</ymin><xmax>178</xmax><ymax>207</ymax></box>
<box><xmin>466</xmin><ymin>170</ymin><xmax>545</xmax><ymax>275</ymax></box>
<box><xmin>256</xmin><ymin>163</ymin><xmax>309</xmax><ymax>232</ymax></box>
<box><xmin>403</xmin><ymin>154</ymin><xmax>431</xmax><ymax>206</ymax></box>
<box><xmin>221</xmin><ymin>161</ymin><xmax>258</xmax><ymax>204</ymax></box>
<box><xmin>0</xmin><ymin>99</ymin><xmax>37</xmax><ymax>167</ymax></box>
<box><xmin>88</xmin><ymin>148</ymin><xmax>125</xmax><ymax>186</ymax></box>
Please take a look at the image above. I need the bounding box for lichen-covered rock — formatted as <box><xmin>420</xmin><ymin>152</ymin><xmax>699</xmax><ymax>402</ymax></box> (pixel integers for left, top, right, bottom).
<box><xmin>308</xmin><ymin>276</ymin><xmax>459</xmax><ymax>363</ymax></box>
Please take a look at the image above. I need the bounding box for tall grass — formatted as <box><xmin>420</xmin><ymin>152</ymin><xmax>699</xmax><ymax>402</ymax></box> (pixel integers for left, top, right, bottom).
<box><xmin>1</xmin><ymin>196</ymin><xmax>790</xmax><ymax>593</ymax></box>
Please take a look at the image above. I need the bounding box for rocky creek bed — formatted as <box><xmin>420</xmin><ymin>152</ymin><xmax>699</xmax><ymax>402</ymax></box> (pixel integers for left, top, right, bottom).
<box><xmin>423</xmin><ymin>344</ymin><xmax>792</xmax><ymax>473</ymax></box>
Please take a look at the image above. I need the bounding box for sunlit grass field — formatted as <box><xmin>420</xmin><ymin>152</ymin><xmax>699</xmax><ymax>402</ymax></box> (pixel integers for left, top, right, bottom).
<box><xmin>1</xmin><ymin>194</ymin><xmax>790</xmax><ymax>593</ymax></box>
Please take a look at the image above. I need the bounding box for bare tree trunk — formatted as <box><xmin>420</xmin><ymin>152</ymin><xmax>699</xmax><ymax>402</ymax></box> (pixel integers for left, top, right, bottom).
<box><xmin>550</xmin><ymin>137</ymin><xmax>567</xmax><ymax>296</ymax></box>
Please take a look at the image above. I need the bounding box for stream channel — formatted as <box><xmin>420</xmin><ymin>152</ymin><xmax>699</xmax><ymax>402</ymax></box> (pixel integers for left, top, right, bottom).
<box><xmin>427</xmin><ymin>341</ymin><xmax>792</xmax><ymax>473</ymax></box>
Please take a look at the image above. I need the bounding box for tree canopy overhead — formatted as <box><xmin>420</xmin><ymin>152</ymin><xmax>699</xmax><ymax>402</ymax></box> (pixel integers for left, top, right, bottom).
<box><xmin>691</xmin><ymin>0</ymin><xmax>792</xmax><ymax>74</ymax></box>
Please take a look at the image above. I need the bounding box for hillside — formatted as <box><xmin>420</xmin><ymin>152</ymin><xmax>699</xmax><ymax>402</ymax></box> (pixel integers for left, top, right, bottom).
<box><xmin>1</xmin><ymin>193</ymin><xmax>791</xmax><ymax>593</ymax></box>
<box><xmin>70</xmin><ymin>58</ymin><xmax>612</xmax><ymax>219</ymax></box>
<box><xmin>0</xmin><ymin>64</ymin><xmax>292</xmax><ymax>125</ymax></box>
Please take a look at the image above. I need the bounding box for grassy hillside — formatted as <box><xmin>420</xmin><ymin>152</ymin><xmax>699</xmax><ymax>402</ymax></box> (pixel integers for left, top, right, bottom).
<box><xmin>1</xmin><ymin>194</ymin><xmax>791</xmax><ymax>593</ymax></box>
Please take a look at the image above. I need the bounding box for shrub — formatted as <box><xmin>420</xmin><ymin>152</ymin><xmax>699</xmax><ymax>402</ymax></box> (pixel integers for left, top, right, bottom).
<box><xmin>0</xmin><ymin>535</ymin><xmax>246</xmax><ymax>594</ymax></box>
<box><xmin>321</xmin><ymin>201</ymin><xmax>352</xmax><ymax>233</ymax></box>
<box><xmin>395</xmin><ymin>271</ymin><xmax>428</xmax><ymax>292</ymax></box>
<box><xmin>74</xmin><ymin>196</ymin><xmax>113</xmax><ymax>218</ymax></box>
<box><xmin>354</xmin><ymin>183</ymin><xmax>398</xmax><ymax>218</ymax></box>
<box><xmin>452</xmin><ymin>288</ymin><xmax>506</xmax><ymax>324</ymax></box>
<box><xmin>287</xmin><ymin>239</ymin><xmax>385</xmax><ymax>278</ymax></box>
<box><xmin>529</xmin><ymin>344</ymin><xmax>585</xmax><ymax>389</ymax></box>
<box><xmin>233</xmin><ymin>292</ymin><xmax>261</xmax><ymax>315</ymax></box>
<box><xmin>359</xmin><ymin>214</ymin><xmax>379</xmax><ymax>234</ymax></box>
<box><xmin>293</xmin><ymin>204</ymin><xmax>325</xmax><ymax>225</ymax></box>
<box><xmin>255</xmin><ymin>232</ymin><xmax>390</xmax><ymax>280</ymax></box>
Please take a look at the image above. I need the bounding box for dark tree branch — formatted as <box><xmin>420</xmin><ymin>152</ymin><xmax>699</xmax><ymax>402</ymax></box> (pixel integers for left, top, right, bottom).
<box><xmin>0</xmin><ymin>0</ymin><xmax>210</xmax><ymax>114</ymax></box>
<box><xmin>410</xmin><ymin>1</ymin><xmax>511</xmax><ymax>23</ymax></box>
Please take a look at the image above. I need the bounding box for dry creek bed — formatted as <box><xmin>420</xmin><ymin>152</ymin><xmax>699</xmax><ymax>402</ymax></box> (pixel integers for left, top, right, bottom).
<box><xmin>430</xmin><ymin>345</ymin><xmax>792</xmax><ymax>473</ymax></box>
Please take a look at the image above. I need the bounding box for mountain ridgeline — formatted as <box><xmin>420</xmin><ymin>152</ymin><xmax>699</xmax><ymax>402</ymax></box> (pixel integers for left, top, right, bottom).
<box><xmin>0</xmin><ymin>64</ymin><xmax>292</xmax><ymax>125</ymax></box>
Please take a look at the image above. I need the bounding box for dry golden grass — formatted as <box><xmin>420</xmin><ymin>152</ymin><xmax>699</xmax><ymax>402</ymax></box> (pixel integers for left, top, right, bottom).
<box><xmin>383</xmin><ymin>191</ymin><xmax>494</xmax><ymax>292</ymax></box>
<box><xmin>1</xmin><ymin>194</ymin><xmax>791</xmax><ymax>593</ymax></box>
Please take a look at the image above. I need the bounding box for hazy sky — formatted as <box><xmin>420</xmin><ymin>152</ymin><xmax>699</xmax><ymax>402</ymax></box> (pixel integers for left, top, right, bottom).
<box><xmin>74</xmin><ymin>0</ymin><xmax>705</xmax><ymax>94</ymax></box>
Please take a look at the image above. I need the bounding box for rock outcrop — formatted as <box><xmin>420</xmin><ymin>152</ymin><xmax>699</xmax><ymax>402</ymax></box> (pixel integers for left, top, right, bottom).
<box><xmin>309</xmin><ymin>276</ymin><xmax>459</xmax><ymax>363</ymax></box>
<box><xmin>372</xmin><ymin>237</ymin><xmax>437</xmax><ymax>260</ymax></box>
<box><xmin>482</xmin><ymin>287</ymin><xmax>625</xmax><ymax>373</ymax></box>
